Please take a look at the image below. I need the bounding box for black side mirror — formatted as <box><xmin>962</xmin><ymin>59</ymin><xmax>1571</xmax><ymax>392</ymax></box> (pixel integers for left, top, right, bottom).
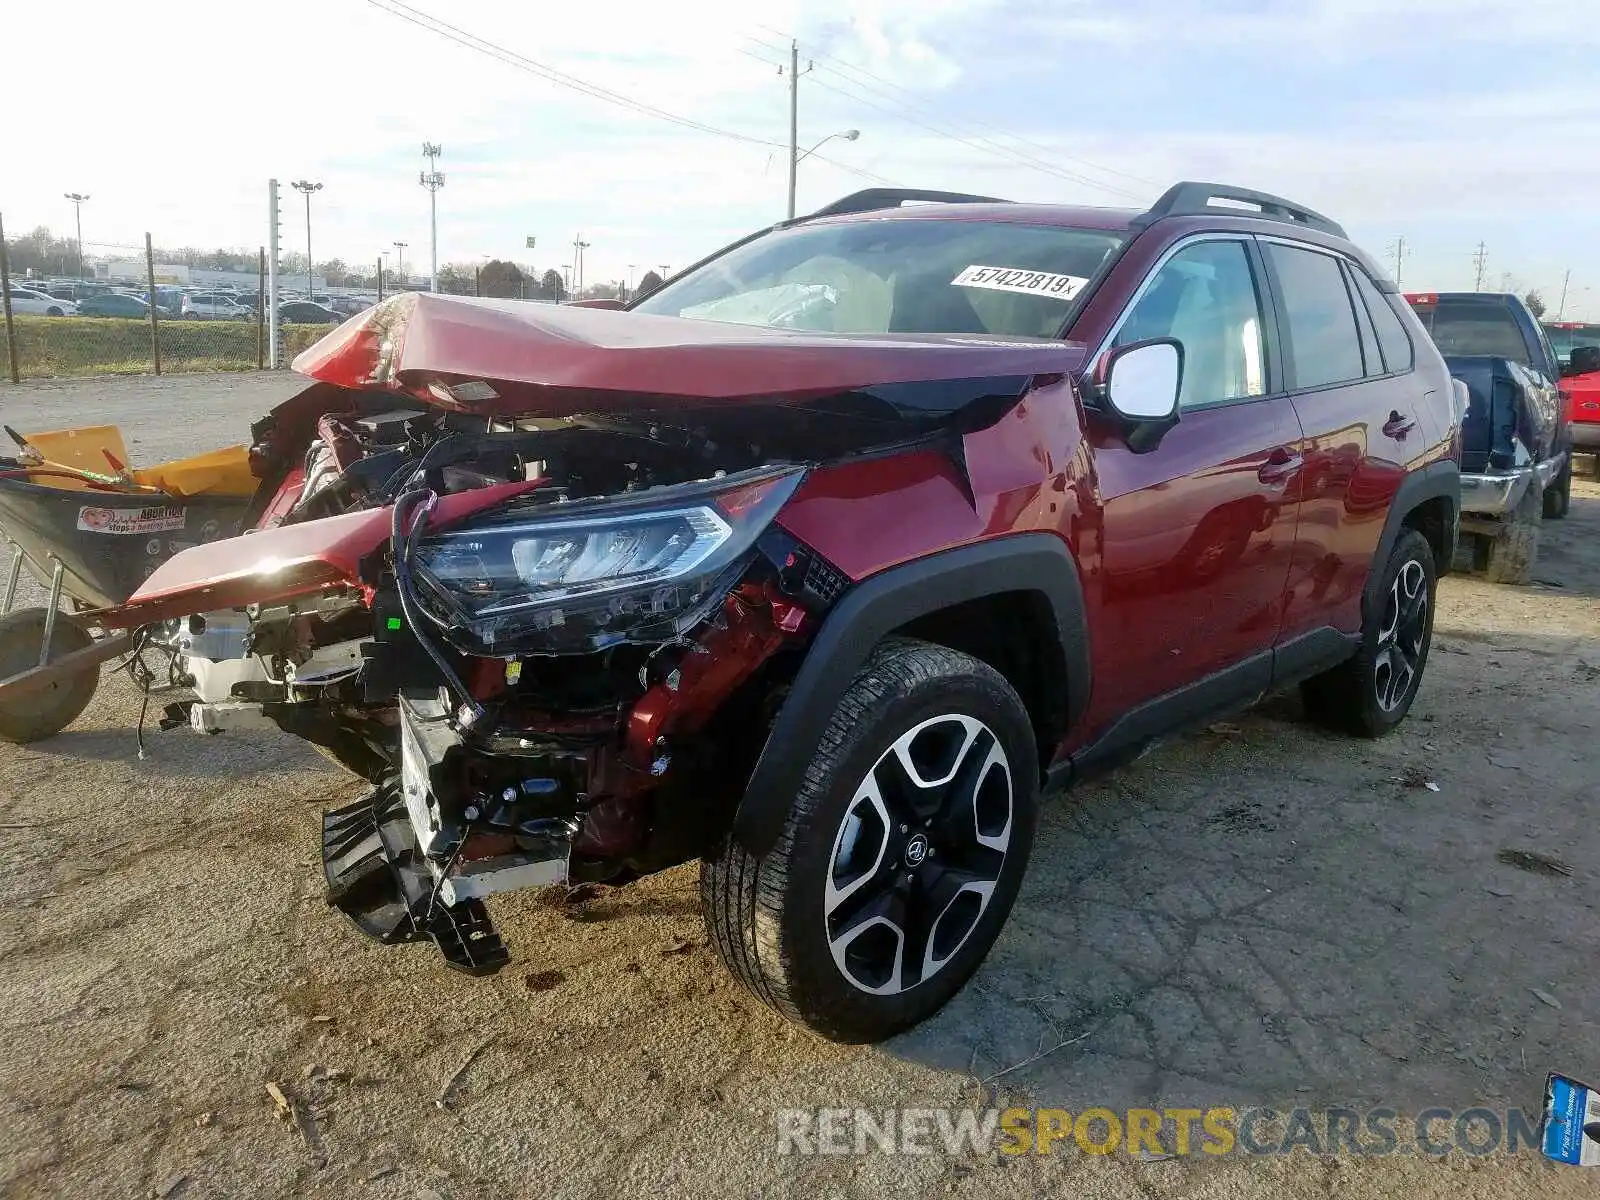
<box><xmin>1569</xmin><ymin>345</ymin><xmax>1600</xmax><ymax>376</ymax></box>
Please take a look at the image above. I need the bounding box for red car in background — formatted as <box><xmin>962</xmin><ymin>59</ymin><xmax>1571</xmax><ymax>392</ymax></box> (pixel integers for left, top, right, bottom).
<box><xmin>1545</xmin><ymin>321</ymin><xmax>1600</xmax><ymax>466</ymax></box>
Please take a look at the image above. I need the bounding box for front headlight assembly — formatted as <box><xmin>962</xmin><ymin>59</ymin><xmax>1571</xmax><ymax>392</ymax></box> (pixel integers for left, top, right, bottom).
<box><xmin>410</xmin><ymin>465</ymin><xmax>806</xmax><ymax>655</ymax></box>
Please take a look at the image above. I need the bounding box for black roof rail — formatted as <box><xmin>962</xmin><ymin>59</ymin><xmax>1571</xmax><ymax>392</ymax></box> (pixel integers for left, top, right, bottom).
<box><xmin>1133</xmin><ymin>181</ymin><xmax>1347</xmax><ymax>239</ymax></box>
<box><xmin>802</xmin><ymin>188</ymin><xmax>1011</xmax><ymax>220</ymax></box>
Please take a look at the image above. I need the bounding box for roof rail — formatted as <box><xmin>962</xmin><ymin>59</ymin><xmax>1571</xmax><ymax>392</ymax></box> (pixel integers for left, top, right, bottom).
<box><xmin>1133</xmin><ymin>181</ymin><xmax>1347</xmax><ymax>239</ymax></box>
<box><xmin>802</xmin><ymin>188</ymin><xmax>1011</xmax><ymax>220</ymax></box>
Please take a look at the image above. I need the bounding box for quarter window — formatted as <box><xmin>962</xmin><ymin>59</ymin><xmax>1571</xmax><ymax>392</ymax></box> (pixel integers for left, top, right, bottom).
<box><xmin>1348</xmin><ymin>268</ymin><xmax>1414</xmax><ymax>374</ymax></box>
<box><xmin>1265</xmin><ymin>244</ymin><xmax>1365</xmax><ymax>389</ymax></box>
<box><xmin>1112</xmin><ymin>239</ymin><xmax>1267</xmax><ymax>409</ymax></box>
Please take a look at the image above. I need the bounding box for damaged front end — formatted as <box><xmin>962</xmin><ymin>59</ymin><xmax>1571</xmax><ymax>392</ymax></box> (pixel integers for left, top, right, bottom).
<box><xmin>108</xmin><ymin>294</ymin><xmax>1064</xmax><ymax>975</ymax></box>
<box><xmin>317</xmin><ymin>463</ymin><xmax>824</xmax><ymax>973</ymax></box>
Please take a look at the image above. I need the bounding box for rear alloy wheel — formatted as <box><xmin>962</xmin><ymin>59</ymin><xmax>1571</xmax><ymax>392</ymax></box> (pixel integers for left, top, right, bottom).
<box><xmin>1302</xmin><ymin>528</ymin><xmax>1436</xmax><ymax>738</ymax></box>
<box><xmin>703</xmin><ymin>638</ymin><xmax>1038</xmax><ymax>1043</ymax></box>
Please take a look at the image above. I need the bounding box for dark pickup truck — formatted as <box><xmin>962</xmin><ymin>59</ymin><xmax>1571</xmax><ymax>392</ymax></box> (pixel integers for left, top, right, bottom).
<box><xmin>1405</xmin><ymin>292</ymin><xmax>1572</xmax><ymax>583</ymax></box>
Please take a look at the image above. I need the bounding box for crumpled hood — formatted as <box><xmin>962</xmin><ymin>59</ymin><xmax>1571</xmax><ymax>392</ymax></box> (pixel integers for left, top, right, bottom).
<box><xmin>291</xmin><ymin>292</ymin><xmax>1085</xmax><ymax>416</ymax></box>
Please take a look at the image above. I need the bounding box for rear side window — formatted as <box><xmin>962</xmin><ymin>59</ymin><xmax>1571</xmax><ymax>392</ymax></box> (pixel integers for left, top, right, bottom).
<box><xmin>1349</xmin><ymin>270</ymin><xmax>1414</xmax><ymax>373</ymax></box>
<box><xmin>1265</xmin><ymin>243</ymin><xmax>1365</xmax><ymax>389</ymax></box>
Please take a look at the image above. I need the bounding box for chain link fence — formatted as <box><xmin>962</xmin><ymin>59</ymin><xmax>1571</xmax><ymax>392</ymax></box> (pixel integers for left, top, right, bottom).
<box><xmin>1</xmin><ymin>217</ymin><xmax>331</xmax><ymax>382</ymax></box>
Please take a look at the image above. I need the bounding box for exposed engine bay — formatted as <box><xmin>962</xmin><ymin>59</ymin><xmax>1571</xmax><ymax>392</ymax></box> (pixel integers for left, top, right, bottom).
<box><xmin>142</xmin><ymin>389</ymin><xmax>872</xmax><ymax>972</ymax></box>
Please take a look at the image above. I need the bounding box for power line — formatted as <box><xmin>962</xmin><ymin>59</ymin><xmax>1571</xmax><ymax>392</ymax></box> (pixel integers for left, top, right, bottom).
<box><xmin>800</xmin><ymin>65</ymin><xmax>1144</xmax><ymax>201</ymax></box>
<box><xmin>362</xmin><ymin>0</ymin><xmax>784</xmax><ymax>150</ymax></box>
<box><xmin>741</xmin><ymin>29</ymin><xmax>1154</xmax><ymax>198</ymax></box>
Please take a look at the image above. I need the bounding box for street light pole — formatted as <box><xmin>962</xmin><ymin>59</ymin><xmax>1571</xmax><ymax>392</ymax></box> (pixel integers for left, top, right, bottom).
<box><xmin>393</xmin><ymin>241</ymin><xmax>407</xmax><ymax>285</ymax></box>
<box><xmin>420</xmin><ymin>142</ymin><xmax>444</xmax><ymax>293</ymax></box>
<box><xmin>63</xmin><ymin>193</ymin><xmax>90</xmax><ymax>279</ymax></box>
<box><xmin>291</xmin><ymin>180</ymin><xmax>322</xmax><ymax>298</ymax></box>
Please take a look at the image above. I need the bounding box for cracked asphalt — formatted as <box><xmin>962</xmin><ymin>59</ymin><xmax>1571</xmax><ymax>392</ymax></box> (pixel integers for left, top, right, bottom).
<box><xmin>0</xmin><ymin>373</ymin><xmax>1596</xmax><ymax>1199</ymax></box>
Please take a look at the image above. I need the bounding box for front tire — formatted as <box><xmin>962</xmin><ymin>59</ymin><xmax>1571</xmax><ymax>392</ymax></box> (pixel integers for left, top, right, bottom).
<box><xmin>703</xmin><ymin>638</ymin><xmax>1038</xmax><ymax>1043</ymax></box>
<box><xmin>1301</xmin><ymin>528</ymin><xmax>1436</xmax><ymax>738</ymax></box>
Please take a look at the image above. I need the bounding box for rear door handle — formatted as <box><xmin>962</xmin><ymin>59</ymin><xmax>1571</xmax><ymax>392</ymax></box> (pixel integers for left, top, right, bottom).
<box><xmin>1383</xmin><ymin>410</ymin><xmax>1417</xmax><ymax>439</ymax></box>
<box><xmin>1258</xmin><ymin>448</ymin><xmax>1304</xmax><ymax>485</ymax></box>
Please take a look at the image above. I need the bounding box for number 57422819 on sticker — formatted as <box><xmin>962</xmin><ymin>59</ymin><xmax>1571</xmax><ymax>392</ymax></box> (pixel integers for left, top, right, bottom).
<box><xmin>951</xmin><ymin>264</ymin><xmax>1089</xmax><ymax>299</ymax></box>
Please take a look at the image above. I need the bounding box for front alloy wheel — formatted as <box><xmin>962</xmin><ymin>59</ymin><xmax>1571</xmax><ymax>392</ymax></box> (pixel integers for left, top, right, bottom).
<box><xmin>703</xmin><ymin>638</ymin><xmax>1039</xmax><ymax>1043</ymax></box>
<box><xmin>825</xmin><ymin>714</ymin><xmax>1012</xmax><ymax>995</ymax></box>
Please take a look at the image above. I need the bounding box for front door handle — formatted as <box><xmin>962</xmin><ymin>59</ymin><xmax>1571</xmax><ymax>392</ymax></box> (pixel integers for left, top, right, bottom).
<box><xmin>1258</xmin><ymin>448</ymin><xmax>1304</xmax><ymax>485</ymax></box>
<box><xmin>1383</xmin><ymin>410</ymin><xmax>1417</xmax><ymax>439</ymax></box>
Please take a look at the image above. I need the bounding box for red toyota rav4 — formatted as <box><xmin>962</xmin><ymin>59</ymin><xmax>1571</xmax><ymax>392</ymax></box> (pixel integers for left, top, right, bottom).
<box><xmin>100</xmin><ymin>182</ymin><xmax>1461</xmax><ymax>1043</ymax></box>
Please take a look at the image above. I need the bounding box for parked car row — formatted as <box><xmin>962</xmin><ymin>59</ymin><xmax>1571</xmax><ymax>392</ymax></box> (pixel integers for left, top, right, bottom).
<box><xmin>3</xmin><ymin>287</ymin><xmax>348</xmax><ymax>325</ymax></box>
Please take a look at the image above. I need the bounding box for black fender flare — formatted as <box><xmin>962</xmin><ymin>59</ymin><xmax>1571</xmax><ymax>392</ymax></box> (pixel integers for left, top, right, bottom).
<box><xmin>730</xmin><ymin>533</ymin><xmax>1090</xmax><ymax>856</ymax></box>
<box><xmin>1365</xmin><ymin>459</ymin><xmax>1460</xmax><ymax>616</ymax></box>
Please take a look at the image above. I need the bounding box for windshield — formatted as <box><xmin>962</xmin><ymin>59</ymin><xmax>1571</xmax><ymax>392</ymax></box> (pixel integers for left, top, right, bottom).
<box><xmin>1408</xmin><ymin>298</ymin><xmax>1530</xmax><ymax>364</ymax></box>
<box><xmin>1543</xmin><ymin>323</ymin><xmax>1600</xmax><ymax>367</ymax></box>
<box><xmin>633</xmin><ymin>218</ymin><xmax>1126</xmax><ymax>339</ymax></box>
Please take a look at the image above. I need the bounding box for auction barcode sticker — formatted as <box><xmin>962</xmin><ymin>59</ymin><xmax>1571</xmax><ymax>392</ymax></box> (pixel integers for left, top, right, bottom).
<box><xmin>952</xmin><ymin>265</ymin><xmax>1089</xmax><ymax>300</ymax></box>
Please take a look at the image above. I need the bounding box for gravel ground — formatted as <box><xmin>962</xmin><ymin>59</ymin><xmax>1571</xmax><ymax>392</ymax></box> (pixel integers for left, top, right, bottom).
<box><xmin>1</xmin><ymin>373</ymin><xmax>1597</xmax><ymax>1199</ymax></box>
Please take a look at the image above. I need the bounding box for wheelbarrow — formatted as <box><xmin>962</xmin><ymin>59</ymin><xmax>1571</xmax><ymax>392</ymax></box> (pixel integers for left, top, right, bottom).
<box><xmin>0</xmin><ymin>424</ymin><xmax>256</xmax><ymax>743</ymax></box>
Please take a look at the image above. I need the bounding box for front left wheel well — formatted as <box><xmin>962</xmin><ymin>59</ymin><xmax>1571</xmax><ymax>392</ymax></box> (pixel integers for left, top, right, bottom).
<box><xmin>893</xmin><ymin>591</ymin><xmax>1068</xmax><ymax>772</ymax></box>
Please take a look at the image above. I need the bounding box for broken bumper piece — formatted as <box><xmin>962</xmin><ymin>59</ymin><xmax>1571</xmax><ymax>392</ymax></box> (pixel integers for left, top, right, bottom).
<box><xmin>321</xmin><ymin>783</ymin><xmax>510</xmax><ymax>976</ymax></box>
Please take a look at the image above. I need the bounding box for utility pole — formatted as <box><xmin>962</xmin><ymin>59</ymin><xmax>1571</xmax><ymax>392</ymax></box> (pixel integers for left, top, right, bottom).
<box><xmin>63</xmin><ymin>193</ymin><xmax>89</xmax><ymax>279</ymax></box>
<box><xmin>1558</xmin><ymin>269</ymin><xmax>1571</xmax><ymax>320</ymax></box>
<box><xmin>291</xmin><ymin>180</ymin><xmax>321</xmax><ymax>298</ymax></box>
<box><xmin>1386</xmin><ymin>236</ymin><xmax>1407</xmax><ymax>287</ymax></box>
<box><xmin>783</xmin><ymin>40</ymin><xmax>814</xmax><ymax>219</ymax></box>
<box><xmin>1472</xmin><ymin>242</ymin><xmax>1488</xmax><ymax>292</ymax></box>
<box><xmin>393</xmin><ymin>241</ymin><xmax>407</xmax><ymax>285</ymax></box>
<box><xmin>420</xmin><ymin>142</ymin><xmax>444</xmax><ymax>292</ymax></box>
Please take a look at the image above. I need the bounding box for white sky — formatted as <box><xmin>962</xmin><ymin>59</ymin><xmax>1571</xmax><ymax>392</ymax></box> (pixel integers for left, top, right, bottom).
<box><xmin>7</xmin><ymin>0</ymin><xmax>1599</xmax><ymax>314</ymax></box>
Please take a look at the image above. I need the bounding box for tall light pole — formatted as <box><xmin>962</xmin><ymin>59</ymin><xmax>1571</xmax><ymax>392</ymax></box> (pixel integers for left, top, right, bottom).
<box><xmin>572</xmin><ymin>234</ymin><xmax>590</xmax><ymax>297</ymax></box>
<box><xmin>63</xmin><ymin>193</ymin><xmax>89</xmax><ymax>279</ymax></box>
<box><xmin>420</xmin><ymin>142</ymin><xmax>444</xmax><ymax>292</ymax></box>
<box><xmin>393</xmin><ymin>241</ymin><xmax>408</xmax><ymax>285</ymax></box>
<box><xmin>291</xmin><ymin>180</ymin><xmax>321</xmax><ymax>297</ymax></box>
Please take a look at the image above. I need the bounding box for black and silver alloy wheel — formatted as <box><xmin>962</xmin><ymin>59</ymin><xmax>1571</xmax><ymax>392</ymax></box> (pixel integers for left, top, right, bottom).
<box><xmin>824</xmin><ymin>714</ymin><xmax>1012</xmax><ymax>996</ymax></box>
<box><xmin>703</xmin><ymin>638</ymin><xmax>1039</xmax><ymax>1043</ymax></box>
<box><xmin>1373</xmin><ymin>558</ymin><xmax>1428</xmax><ymax>713</ymax></box>
<box><xmin>1301</xmin><ymin>527</ymin><xmax>1437</xmax><ymax>738</ymax></box>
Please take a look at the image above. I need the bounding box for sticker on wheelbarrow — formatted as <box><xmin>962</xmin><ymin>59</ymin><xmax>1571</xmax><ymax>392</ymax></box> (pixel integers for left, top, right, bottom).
<box><xmin>76</xmin><ymin>504</ymin><xmax>187</xmax><ymax>535</ymax></box>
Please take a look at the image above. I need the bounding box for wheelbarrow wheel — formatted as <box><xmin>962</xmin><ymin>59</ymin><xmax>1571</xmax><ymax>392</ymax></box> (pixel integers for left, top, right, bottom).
<box><xmin>0</xmin><ymin>608</ymin><xmax>99</xmax><ymax>743</ymax></box>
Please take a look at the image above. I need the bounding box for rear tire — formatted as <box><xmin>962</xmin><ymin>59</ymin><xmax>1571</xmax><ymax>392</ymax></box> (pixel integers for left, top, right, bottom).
<box><xmin>1480</xmin><ymin>480</ymin><xmax>1542</xmax><ymax>584</ymax></box>
<box><xmin>1301</xmin><ymin>528</ymin><xmax>1436</xmax><ymax>739</ymax></box>
<box><xmin>0</xmin><ymin>608</ymin><xmax>98</xmax><ymax>743</ymax></box>
<box><xmin>702</xmin><ymin>638</ymin><xmax>1038</xmax><ymax>1043</ymax></box>
<box><xmin>1543</xmin><ymin>457</ymin><xmax>1572</xmax><ymax>520</ymax></box>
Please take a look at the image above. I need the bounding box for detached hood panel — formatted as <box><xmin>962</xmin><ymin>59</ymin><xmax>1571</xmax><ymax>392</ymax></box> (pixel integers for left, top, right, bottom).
<box><xmin>292</xmin><ymin>292</ymin><xmax>1086</xmax><ymax>416</ymax></box>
